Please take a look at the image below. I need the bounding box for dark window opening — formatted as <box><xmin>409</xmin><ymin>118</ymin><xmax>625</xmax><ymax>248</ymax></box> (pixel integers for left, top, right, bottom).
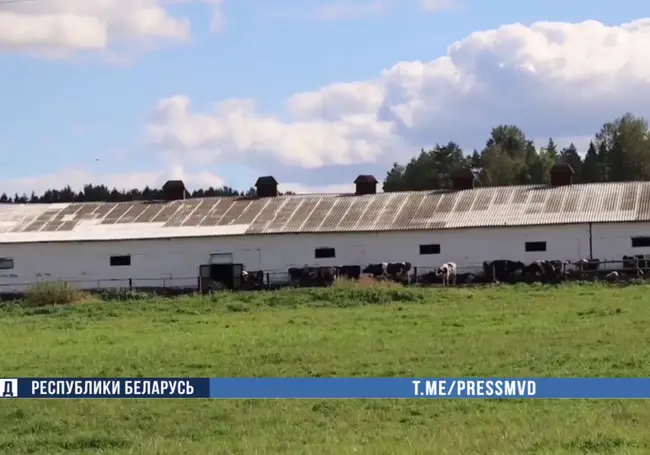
<box><xmin>525</xmin><ymin>241</ymin><xmax>547</xmax><ymax>252</ymax></box>
<box><xmin>632</xmin><ymin>237</ymin><xmax>650</xmax><ymax>248</ymax></box>
<box><xmin>0</xmin><ymin>258</ymin><xmax>13</xmax><ymax>270</ymax></box>
<box><xmin>110</xmin><ymin>255</ymin><xmax>131</xmax><ymax>267</ymax></box>
<box><xmin>314</xmin><ymin>248</ymin><xmax>336</xmax><ymax>259</ymax></box>
<box><xmin>419</xmin><ymin>244</ymin><xmax>441</xmax><ymax>255</ymax></box>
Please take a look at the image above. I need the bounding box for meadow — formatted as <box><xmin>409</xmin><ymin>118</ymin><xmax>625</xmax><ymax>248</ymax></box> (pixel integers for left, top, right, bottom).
<box><xmin>0</xmin><ymin>281</ymin><xmax>649</xmax><ymax>454</ymax></box>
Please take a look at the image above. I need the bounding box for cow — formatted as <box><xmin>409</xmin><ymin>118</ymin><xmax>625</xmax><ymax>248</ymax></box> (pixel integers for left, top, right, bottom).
<box><xmin>337</xmin><ymin>265</ymin><xmax>361</xmax><ymax>280</ymax></box>
<box><xmin>437</xmin><ymin>262</ymin><xmax>457</xmax><ymax>286</ymax></box>
<box><xmin>482</xmin><ymin>260</ymin><xmax>526</xmax><ymax>283</ymax></box>
<box><xmin>418</xmin><ymin>270</ymin><xmax>441</xmax><ymax>285</ymax></box>
<box><xmin>549</xmin><ymin>260</ymin><xmax>571</xmax><ymax>276</ymax></box>
<box><xmin>363</xmin><ymin>263</ymin><xmax>387</xmax><ymax>277</ymax></box>
<box><xmin>242</xmin><ymin>270</ymin><xmax>264</xmax><ymax>289</ymax></box>
<box><xmin>623</xmin><ymin>255</ymin><xmax>637</xmax><ymax>270</ymax></box>
<box><xmin>457</xmin><ymin>273</ymin><xmax>477</xmax><ymax>285</ymax></box>
<box><xmin>523</xmin><ymin>261</ymin><xmax>545</xmax><ymax>281</ymax></box>
<box><xmin>287</xmin><ymin>266</ymin><xmax>338</xmax><ymax>286</ymax></box>
<box><xmin>622</xmin><ymin>256</ymin><xmax>643</xmax><ymax>277</ymax></box>
<box><xmin>572</xmin><ymin>259</ymin><xmax>588</xmax><ymax>279</ymax></box>
<box><xmin>573</xmin><ymin>258</ymin><xmax>601</xmax><ymax>279</ymax></box>
<box><xmin>288</xmin><ymin>267</ymin><xmax>306</xmax><ymax>283</ymax></box>
<box><xmin>523</xmin><ymin>260</ymin><xmax>569</xmax><ymax>283</ymax></box>
<box><xmin>635</xmin><ymin>255</ymin><xmax>650</xmax><ymax>273</ymax></box>
<box><xmin>317</xmin><ymin>266</ymin><xmax>338</xmax><ymax>286</ymax></box>
<box><xmin>362</xmin><ymin>262</ymin><xmax>412</xmax><ymax>283</ymax></box>
<box><xmin>386</xmin><ymin>262</ymin><xmax>412</xmax><ymax>283</ymax></box>
<box><xmin>288</xmin><ymin>266</ymin><xmax>317</xmax><ymax>286</ymax></box>
<box><xmin>585</xmin><ymin>258</ymin><xmax>601</xmax><ymax>271</ymax></box>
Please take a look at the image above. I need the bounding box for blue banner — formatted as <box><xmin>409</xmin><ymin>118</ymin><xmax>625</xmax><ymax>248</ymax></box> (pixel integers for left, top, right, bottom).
<box><xmin>3</xmin><ymin>378</ymin><xmax>650</xmax><ymax>399</ymax></box>
<box><xmin>208</xmin><ymin>378</ymin><xmax>650</xmax><ymax>399</ymax></box>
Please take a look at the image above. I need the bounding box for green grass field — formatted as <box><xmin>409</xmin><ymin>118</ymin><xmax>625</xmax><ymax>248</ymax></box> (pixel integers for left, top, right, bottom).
<box><xmin>1</xmin><ymin>282</ymin><xmax>650</xmax><ymax>454</ymax></box>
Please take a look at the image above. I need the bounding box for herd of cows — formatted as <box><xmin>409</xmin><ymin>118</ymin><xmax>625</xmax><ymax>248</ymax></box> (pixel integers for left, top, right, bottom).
<box><xmin>237</xmin><ymin>255</ymin><xmax>650</xmax><ymax>290</ymax></box>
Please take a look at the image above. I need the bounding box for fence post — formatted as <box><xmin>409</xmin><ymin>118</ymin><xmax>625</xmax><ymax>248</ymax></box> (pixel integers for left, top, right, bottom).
<box><xmin>413</xmin><ymin>267</ymin><xmax>418</xmax><ymax>284</ymax></box>
<box><xmin>129</xmin><ymin>278</ymin><xmax>132</xmax><ymax>290</ymax></box>
<box><xmin>197</xmin><ymin>276</ymin><xmax>201</xmax><ymax>292</ymax></box>
<box><xmin>266</xmin><ymin>273</ymin><xmax>270</xmax><ymax>288</ymax></box>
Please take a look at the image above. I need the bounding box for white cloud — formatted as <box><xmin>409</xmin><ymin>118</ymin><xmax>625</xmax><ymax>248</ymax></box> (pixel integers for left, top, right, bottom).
<box><xmin>146</xmin><ymin>19</ymin><xmax>650</xmax><ymax>170</ymax></box>
<box><xmin>146</xmin><ymin>95</ymin><xmax>402</xmax><ymax>168</ymax></box>
<box><xmin>0</xmin><ymin>0</ymin><xmax>223</xmax><ymax>57</ymax></box>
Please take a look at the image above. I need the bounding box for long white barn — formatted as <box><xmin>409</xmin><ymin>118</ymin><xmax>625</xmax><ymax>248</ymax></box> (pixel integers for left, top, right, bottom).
<box><xmin>1</xmin><ymin>166</ymin><xmax>650</xmax><ymax>291</ymax></box>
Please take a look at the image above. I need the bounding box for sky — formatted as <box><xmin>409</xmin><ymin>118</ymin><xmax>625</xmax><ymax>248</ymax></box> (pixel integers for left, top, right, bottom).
<box><xmin>1</xmin><ymin>0</ymin><xmax>649</xmax><ymax>196</ymax></box>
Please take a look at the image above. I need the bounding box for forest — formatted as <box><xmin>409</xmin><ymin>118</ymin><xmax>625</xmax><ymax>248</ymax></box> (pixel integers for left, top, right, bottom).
<box><xmin>2</xmin><ymin>113</ymin><xmax>649</xmax><ymax>203</ymax></box>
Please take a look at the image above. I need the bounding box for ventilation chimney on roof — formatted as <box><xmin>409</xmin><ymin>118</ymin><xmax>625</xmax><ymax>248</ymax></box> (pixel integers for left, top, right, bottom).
<box><xmin>550</xmin><ymin>163</ymin><xmax>575</xmax><ymax>186</ymax></box>
<box><xmin>450</xmin><ymin>167</ymin><xmax>475</xmax><ymax>190</ymax></box>
<box><xmin>354</xmin><ymin>175</ymin><xmax>378</xmax><ymax>195</ymax></box>
<box><xmin>162</xmin><ymin>180</ymin><xmax>188</xmax><ymax>201</ymax></box>
<box><xmin>255</xmin><ymin>176</ymin><xmax>278</xmax><ymax>197</ymax></box>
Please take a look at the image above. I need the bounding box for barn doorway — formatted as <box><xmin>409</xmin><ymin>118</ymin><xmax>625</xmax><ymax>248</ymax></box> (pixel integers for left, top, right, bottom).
<box><xmin>199</xmin><ymin>263</ymin><xmax>243</xmax><ymax>292</ymax></box>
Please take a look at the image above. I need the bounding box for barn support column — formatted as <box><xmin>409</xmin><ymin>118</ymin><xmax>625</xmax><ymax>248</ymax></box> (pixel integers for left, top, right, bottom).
<box><xmin>588</xmin><ymin>222</ymin><xmax>593</xmax><ymax>260</ymax></box>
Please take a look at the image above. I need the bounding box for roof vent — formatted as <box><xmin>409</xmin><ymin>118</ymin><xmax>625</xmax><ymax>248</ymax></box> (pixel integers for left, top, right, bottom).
<box><xmin>550</xmin><ymin>163</ymin><xmax>575</xmax><ymax>186</ymax></box>
<box><xmin>450</xmin><ymin>167</ymin><xmax>475</xmax><ymax>190</ymax></box>
<box><xmin>255</xmin><ymin>176</ymin><xmax>278</xmax><ymax>198</ymax></box>
<box><xmin>354</xmin><ymin>175</ymin><xmax>378</xmax><ymax>195</ymax></box>
<box><xmin>162</xmin><ymin>180</ymin><xmax>189</xmax><ymax>201</ymax></box>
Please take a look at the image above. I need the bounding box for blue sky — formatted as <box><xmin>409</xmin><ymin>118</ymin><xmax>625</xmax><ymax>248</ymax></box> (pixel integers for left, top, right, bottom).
<box><xmin>1</xmin><ymin>0</ymin><xmax>649</xmax><ymax>196</ymax></box>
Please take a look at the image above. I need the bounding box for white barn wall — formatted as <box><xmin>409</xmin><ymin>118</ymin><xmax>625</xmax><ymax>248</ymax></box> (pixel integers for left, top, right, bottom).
<box><xmin>591</xmin><ymin>222</ymin><xmax>650</xmax><ymax>262</ymax></box>
<box><xmin>0</xmin><ymin>224</ymin><xmax>592</xmax><ymax>291</ymax></box>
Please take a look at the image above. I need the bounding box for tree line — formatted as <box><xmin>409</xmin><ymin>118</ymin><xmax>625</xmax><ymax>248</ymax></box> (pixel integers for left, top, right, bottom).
<box><xmin>0</xmin><ymin>184</ymin><xmax>261</xmax><ymax>204</ymax></box>
<box><xmin>383</xmin><ymin>113</ymin><xmax>650</xmax><ymax>191</ymax></box>
<box><xmin>2</xmin><ymin>113</ymin><xmax>650</xmax><ymax>204</ymax></box>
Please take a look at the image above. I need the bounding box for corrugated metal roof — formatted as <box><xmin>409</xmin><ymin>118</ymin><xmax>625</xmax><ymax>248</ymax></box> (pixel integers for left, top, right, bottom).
<box><xmin>0</xmin><ymin>181</ymin><xmax>648</xmax><ymax>244</ymax></box>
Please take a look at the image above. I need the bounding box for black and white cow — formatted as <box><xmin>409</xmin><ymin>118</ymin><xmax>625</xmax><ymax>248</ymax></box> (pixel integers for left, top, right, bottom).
<box><xmin>523</xmin><ymin>260</ymin><xmax>569</xmax><ymax>282</ymax></box>
<box><xmin>242</xmin><ymin>270</ymin><xmax>264</xmax><ymax>289</ymax></box>
<box><xmin>387</xmin><ymin>262</ymin><xmax>412</xmax><ymax>282</ymax></box>
<box><xmin>362</xmin><ymin>262</ymin><xmax>412</xmax><ymax>282</ymax></box>
<box><xmin>288</xmin><ymin>266</ymin><xmax>311</xmax><ymax>283</ymax></box>
<box><xmin>482</xmin><ymin>260</ymin><xmax>526</xmax><ymax>283</ymax></box>
<box><xmin>418</xmin><ymin>270</ymin><xmax>441</xmax><ymax>284</ymax></box>
<box><xmin>288</xmin><ymin>266</ymin><xmax>317</xmax><ymax>286</ymax></box>
<box><xmin>318</xmin><ymin>266</ymin><xmax>338</xmax><ymax>285</ymax></box>
<box><xmin>287</xmin><ymin>266</ymin><xmax>339</xmax><ymax>286</ymax></box>
<box><xmin>622</xmin><ymin>256</ymin><xmax>644</xmax><ymax>278</ymax></box>
<box><xmin>573</xmin><ymin>258</ymin><xmax>601</xmax><ymax>279</ymax></box>
<box><xmin>437</xmin><ymin>262</ymin><xmax>457</xmax><ymax>286</ymax></box>
<box><xmin>362</xmin><ymin>263</ymin><xmax>386</xmax><ymax>277</ymax></box>
<box><xmin>337</xmin><ymin>265</ymin><xmax>361</xmax><ymax>280</ymax></box>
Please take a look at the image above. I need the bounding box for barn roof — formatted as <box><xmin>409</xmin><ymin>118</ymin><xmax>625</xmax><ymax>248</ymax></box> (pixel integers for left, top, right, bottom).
<box><xmin>0</xmin><ymin>181</ymin><xmax>649</xmax><ymax>244</ymax></box>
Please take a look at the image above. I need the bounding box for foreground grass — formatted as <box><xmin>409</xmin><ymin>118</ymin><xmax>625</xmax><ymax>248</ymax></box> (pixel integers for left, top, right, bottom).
<box><xmin>0</xmin><ymin>283</ymin><xmax>649</xmax><ymax>454</ymax></box>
